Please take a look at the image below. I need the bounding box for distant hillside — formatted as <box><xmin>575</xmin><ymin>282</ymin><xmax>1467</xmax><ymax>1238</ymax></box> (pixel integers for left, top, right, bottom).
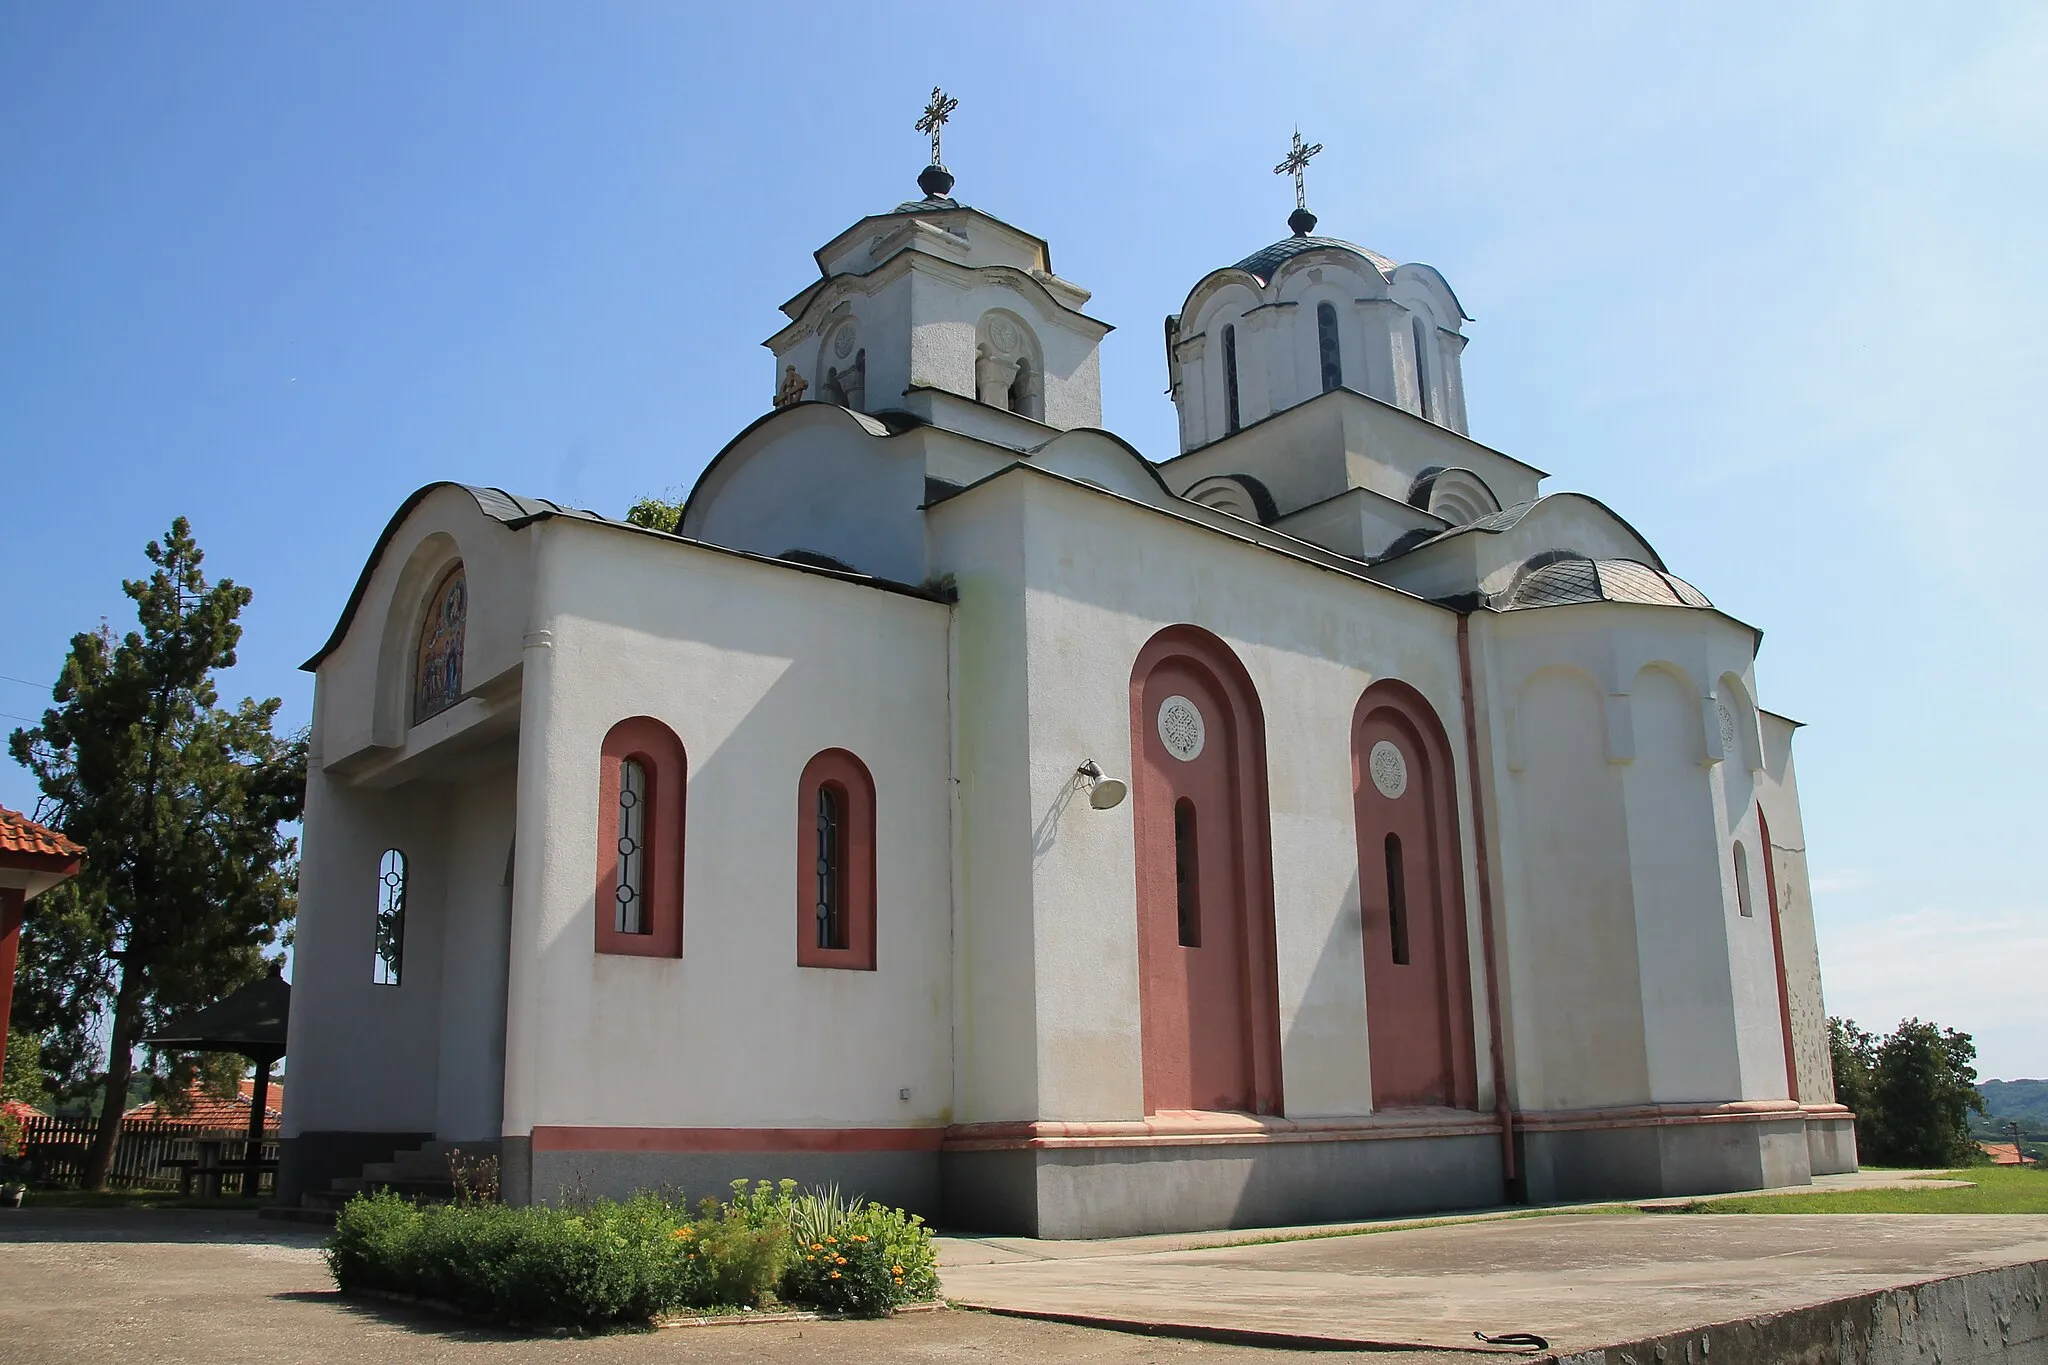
<box><xmin>1980</xmin><ymin>1079</ymin><xmax>2048</xmax><ymax>1126</ymax></box>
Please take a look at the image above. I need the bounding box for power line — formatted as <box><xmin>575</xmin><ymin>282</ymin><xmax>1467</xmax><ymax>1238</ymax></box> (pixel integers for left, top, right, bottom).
<box><xmin>0</xmin><ymin>673</ymin><xmax>47</xmax><ymax>689</ymax></box>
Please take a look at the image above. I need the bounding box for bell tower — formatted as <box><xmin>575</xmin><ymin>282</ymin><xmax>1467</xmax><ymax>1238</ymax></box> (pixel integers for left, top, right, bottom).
<box><xmin>763</xmin><ymin>90</ymin><xmax>1111</xmax><ymax>438</ymax></box>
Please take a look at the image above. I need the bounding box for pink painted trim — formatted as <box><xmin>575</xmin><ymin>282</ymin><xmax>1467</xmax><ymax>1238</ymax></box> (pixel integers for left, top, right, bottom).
<box><xmin>1757</xmin><ymin>806</ymin><xmax>1801</xmax><ymax>1102</ymax></box>
<box><xmin>530</xmin><ymin>1125</ymin><xmax>945</xmax><ymax>1154</ymax></box>
<box><xmin>1513</xmin><ymin>1099</ymin><xmax>1806</xmax><ymax>1134</ymax></box>
<box><xmin>941</xmin><ymin>1107</ymin><xmax>1502</xmax><ymax>1152</ymax></box>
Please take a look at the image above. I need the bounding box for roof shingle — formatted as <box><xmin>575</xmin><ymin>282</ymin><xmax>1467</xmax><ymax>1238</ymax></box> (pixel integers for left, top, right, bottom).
<box><xmin>0</xmin><ymin>808</ymin><xmax>82</xmax><ymax>860</ymax></box>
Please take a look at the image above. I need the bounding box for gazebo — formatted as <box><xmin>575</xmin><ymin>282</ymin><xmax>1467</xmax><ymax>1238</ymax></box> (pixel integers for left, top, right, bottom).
<box><xmin>0</xmin><ymin>809</ymin><xmax>83</xmax><ymax>1094</ymax></box>
<box><xmin>146</xmin><ymin>963</ymin><xmax>289</xmax><ymax>1196</ymax></box>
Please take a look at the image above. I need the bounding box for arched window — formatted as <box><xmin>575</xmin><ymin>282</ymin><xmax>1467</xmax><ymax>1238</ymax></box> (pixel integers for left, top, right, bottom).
<box><xmin>1173</xmin><ymin>798</ymin><xmax>1201</xmax><ymax>947</ymax></box>
<box><xmin>595</xmin><ymin>718</ymin><xmax>686</xmax><ymax>957</ymax></box>
<box><xmin>373</xmin><ymin>849</ymin><xmax>407</xmax><ymax>985</ymax></box>
<box><xmin>1411</xmin><ymin>315</ymin><xmax>1435</xmax><ymax>420</ymax></box>
<box><xmin>797</xmin><ymin>749</ymin><xmax>876</xmax><ymax>970</ymax></box>
<box><xmin>1383</xmin><ymin>832</ymin><xmax>1411</xmax><ymax>965</ymax></box>
<box><xmin>413</xmin><ymin>565</ymin><xmax>467</xmax><ymax>724</ymax></box>
<box><xmin>1317</xmin><ymin>302</ymin><xmax>1343</xmax><ymax>393</ymax></box>
<box><xmin>1733</xmin><ymin>841</ymin><xmax>1754</xmax><ymax>918</ymax></box>
<box><xmin>1222</xmin><ymin>324</ymin><xmax>1242</xmax><ymax>434</ymax></box>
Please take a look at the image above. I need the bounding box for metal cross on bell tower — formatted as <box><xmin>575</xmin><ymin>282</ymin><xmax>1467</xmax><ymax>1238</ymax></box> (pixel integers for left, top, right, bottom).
<box><xmin>1274</xmin><ymin>128</ymin><xmax>1324</xmax><ymax>236</ymax></box>
<box><xmin>913</xmin><ymin>87</ymin><xmax>961</xmax><ymax>199</ymax></box>
<box><xmin>916</xmin><ymin>87</ymin><xmax>959</xmax><ymax>169</ymax></box>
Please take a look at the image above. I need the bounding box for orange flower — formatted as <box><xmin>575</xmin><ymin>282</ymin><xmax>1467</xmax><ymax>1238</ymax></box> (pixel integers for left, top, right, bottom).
<box><xmin>851</xmin><ymin>1234</ymin><xmax>867</xmax><ymax>1242</ymax></box>
<box><xmin>810</xmin><ymin>1243</ymin><xmax>824</xmax><ymax>1251</ymax></box>
<box><xmin>835</xmin><ymin>1256</ymin><xmax>846</xmax><ymax>1265</ymax></box>
<box><xmin>829</xmin><ymin>1271</ymin><xmax>841</xmax><ymax>1279</ymax></box>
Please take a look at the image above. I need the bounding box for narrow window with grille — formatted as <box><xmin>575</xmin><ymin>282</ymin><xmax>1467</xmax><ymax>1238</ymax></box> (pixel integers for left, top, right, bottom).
<box><xmin>1223</xmin><ymin>324</ymin><xmax>1242</xmax><ymax>434</ymax></box>
<box><xmin>615</xmin><ymin>758</ymin><xmax>648</xmax><ymax>934</ymax></box>
<box><xmin>1385</xmin><ymin>832</ymin><xmax>1411</xmax><ymax>965</ymax></box>
<box><xmin>373</xmin><ymin>849</ymin><xmax>406</xmax><ymax>985</ymax></box>
<box><xmin>816</xmin><ymin>784</ymin><xmax>846</xmax><ymax>949</ymax></box>
<box><xmin>1174</xmin><ymin>798</ymin><xmax>1202</xmax><ymax>947</ymax></box>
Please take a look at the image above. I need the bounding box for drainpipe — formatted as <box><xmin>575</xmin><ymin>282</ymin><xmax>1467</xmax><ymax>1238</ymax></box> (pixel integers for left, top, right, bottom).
<box><xmin>1457</xmin><ymin>612</ymin><xmax>1519</xmax><ymax>1201</ymax></box>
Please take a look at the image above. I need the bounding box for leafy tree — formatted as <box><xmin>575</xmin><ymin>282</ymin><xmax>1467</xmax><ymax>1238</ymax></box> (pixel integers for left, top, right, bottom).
<box><xmin>3</xmin><ymin>1029</ymin><xmax>53</xmax><ymax>1108</ymax></box>
<box><xmin>1869</xmin><ymin>1019</ymin><xmax>1985</xmax><ymax>1167</ymax></box>
<box><xmin>7</xmin><ymin>519</ymin><xmax>304</xmax><ymax>1188</ymax></box>
<box><xmin>1829</xmin><ymin>1016</ymin><xmax>1877</xmax><ymax>1123</ymax></box>
<box><xmin>1831</xmin><ymin>1015</ymin><xmax>1988</xmax><ymax>1167</ymax></box>
<box><xmin>623</xmin><ymin>492</ymin><xmax>685</xmax><ymax>533</ymax></box>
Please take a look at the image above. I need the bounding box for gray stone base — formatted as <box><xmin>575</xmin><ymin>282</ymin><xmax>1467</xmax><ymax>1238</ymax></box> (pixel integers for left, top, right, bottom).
<box><xmin>276</xmin><ymin>1130</ymin><xmax>433</xmax><ymax>1207</ymax></box>
<box><xmin>1805</xmin><ymin>1115</ymin><xmax>1858</xmax><ymax>1175</ymax></box>
<box><xmin>516</xmin><ymin>1146</ymin><xmax>940</xmax><ymax>1219</ymax></box>
<box><xmin>1518</xmin><ymin>1115</ymin><xmax>1812</xmax><ymax>1204</ymax></box>
<box><xmin>941</xmin><ymin>1132</ymin><xmax>1505</xmax><ymax>1239</ymax></box>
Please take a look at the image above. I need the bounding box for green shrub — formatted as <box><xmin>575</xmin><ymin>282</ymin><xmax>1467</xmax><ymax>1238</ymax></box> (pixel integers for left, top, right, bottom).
<box><xmin>324</xmin><ymin>1177</ymin><xmax>934</xmax><ymax>1330</ymax></box>
<box><xmin>847</xmin><ymin>1201</ymin><xmax>940</xmax><ymax>1304</ymax></box>
<box><xmin>327</xmin><ymin>1189</ymin><xmax>423</xmax><ymax>1294</ymax></box>
<box><xmin>787</xmin><ymin>1228</ymin><xmax>895</xmax><ymax>1317</ymax></box>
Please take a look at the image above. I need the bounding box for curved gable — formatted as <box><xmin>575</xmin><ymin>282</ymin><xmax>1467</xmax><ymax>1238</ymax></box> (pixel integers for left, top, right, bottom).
<box><xmin>1025</xmin><ymin>428</ymin><xmax>1173</xmax><ymax>506</ymax></box>
<box><xmin>682</xmin><ymin>401</ymin><xmax>928</xmax><ymax>584</ymax></box>
<box><xmin>306</xmin><ymin>482</ymin><xmax>538</xmax><ymax>762</ymax></box>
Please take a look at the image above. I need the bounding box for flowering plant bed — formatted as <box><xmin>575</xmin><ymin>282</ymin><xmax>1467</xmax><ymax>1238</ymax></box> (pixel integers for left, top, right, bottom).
<box><xmin>325</xmin><ymin>1179</ymin><xmax>939</xmax><ymax>1332</ymax></box>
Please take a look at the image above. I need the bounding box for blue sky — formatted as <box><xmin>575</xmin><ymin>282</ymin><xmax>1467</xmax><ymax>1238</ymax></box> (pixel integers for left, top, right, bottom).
<box><xmin>4</xmin><ymin>4</ymin><xmax>2042</xmax><ymax>1079</ymax></box>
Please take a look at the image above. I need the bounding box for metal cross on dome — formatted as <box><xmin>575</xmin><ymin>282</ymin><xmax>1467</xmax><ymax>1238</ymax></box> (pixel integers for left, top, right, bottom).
<box><xmin>916</xmin><ymin>87</ymin><xmax>959</xmax><ymax>168</ymax></box>
<box><xmin>1274</xmin><ymin>128</ymin><xmax>1323</xmax><ymax>211</ymax></box>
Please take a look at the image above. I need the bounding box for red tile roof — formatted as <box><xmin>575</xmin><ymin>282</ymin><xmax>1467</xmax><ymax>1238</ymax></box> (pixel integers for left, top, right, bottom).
<box><xmin>0</xmin><ymin>807</ymin><xmax>82</xmax><ymax>860</ymax></box>
<box><xmin>124</xmin><ymin>1079</ymin><xmax>283</xmax><ymax>1131</ymax></box>
<box><xmin>1980</xmin><ymin>1141</ymin><xmax>2025</xmax><ymax>1166</ymax></box>
<box><xmin>2</xmin><ymin>1098</ymin><xmax>49</xmax><ymax>1122</ymax></box>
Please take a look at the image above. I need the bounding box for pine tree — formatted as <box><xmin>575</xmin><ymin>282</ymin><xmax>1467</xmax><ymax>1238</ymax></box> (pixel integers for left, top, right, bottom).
<box><xmin>7</xmin><ymin>519</ymin><xmax>304</xmax><ymax>1189</ymax></box>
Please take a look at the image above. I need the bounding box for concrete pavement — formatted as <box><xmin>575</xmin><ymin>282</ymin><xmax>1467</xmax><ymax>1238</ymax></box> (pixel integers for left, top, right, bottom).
<box><xmin>939</xmin><ymin>1210</ymin><xmax>2048</xmax><ymax>1354</ymax></box>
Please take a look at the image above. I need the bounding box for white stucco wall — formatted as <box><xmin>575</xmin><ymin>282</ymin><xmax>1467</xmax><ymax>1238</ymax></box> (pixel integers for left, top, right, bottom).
<box><xmin>434</xmin><ymin>767</ymin><xmax>517</xmax><ymax>1142</ymax></box>
<box><xmin>931</xmin><ymin>469</ymin><xmax>1494</xmax><ymax>1124</ymax></box>
<box><xmin>499</xmin><ymin>521</ymin><xmax>955</xmax><ymax>1136</ymax></box>
<box><xmin>286</xmin><ymin>761</ymin><xmax>451</xmax><ymax>1137</ymax></box>
<box><xmin>1482</xmin><ymin>603</ymin><xmax>1792</xmax><ymax>1112</ymax></box>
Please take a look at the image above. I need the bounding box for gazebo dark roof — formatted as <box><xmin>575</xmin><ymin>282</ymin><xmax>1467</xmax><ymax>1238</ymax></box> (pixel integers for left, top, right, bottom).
<box><xmin>147</xmin><ymin>964</ymin><xmax>289</xmax><ymax>1063</ymax></box>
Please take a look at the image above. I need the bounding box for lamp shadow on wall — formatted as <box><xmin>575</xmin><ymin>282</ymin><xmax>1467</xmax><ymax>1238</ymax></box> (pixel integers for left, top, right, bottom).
<box><xmin>1031</xmin><ymin>771</ymin><xmax>1084</xmax><ymax>865</ymax></box>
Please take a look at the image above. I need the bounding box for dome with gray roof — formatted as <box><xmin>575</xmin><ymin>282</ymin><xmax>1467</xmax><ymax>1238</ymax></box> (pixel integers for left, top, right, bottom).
<box><xmin>1504</xmin><ymin>557</ymin><xmax>1712</xmax><ymax>612</ymax></box>
<box><xmin>1231</xmin><ymin>235</ymin><xmax>1399</xmax><ymax>285</ymax></box>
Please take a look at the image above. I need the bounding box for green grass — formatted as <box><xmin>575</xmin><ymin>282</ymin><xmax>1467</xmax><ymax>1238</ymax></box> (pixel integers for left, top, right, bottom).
<box><xmin>1668</xmin><ymin>1165</ymin><xmax>2048</xmax><ymax>1215</ymax></box>
<box><xmin>19</xmin><ymin>1188</ymin><xmax>267</xmax><ymax>1210</ymax></box>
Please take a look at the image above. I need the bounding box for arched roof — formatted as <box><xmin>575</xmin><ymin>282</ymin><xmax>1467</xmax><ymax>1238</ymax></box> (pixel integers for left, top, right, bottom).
<box><xmin>1504</xmin><ymin>556</ymin><xmax>1712</xmax><ymax>611</ymax></box>
<box><xmin>1232</xmin><ymin>235</ymin><xmax>1398</xmax><ymax>285</ymax></box>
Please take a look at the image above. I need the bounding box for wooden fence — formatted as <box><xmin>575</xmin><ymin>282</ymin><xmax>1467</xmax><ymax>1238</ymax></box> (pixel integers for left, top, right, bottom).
<box><xmin>15</xmin><ymin>1114</ymin><xmax>279</xmax><ymax>1193</ymax></box>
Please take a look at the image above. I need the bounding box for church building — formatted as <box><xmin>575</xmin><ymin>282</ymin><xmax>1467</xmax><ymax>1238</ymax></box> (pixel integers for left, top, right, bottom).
<box><xmin>281</xmin><ymin>102</ymin><xmax>1854</xmax><ymax>1237</ymax></box>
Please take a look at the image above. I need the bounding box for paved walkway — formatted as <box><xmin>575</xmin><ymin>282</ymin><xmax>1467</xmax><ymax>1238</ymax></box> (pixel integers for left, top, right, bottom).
<box><xmin>935</xmin><ymin>1167</ymin><xmax>1965</xmax><ymax>1267</ymax></box>
<box><xmin>939</xmin><ymin>1209</ymin><xmax>2048</xmax><ymax>1354</ymax></box>
<box><xmin>0</xmin><ymin>1209</ymin><xmax>1470</xmax><ymax>1364</ymax></box>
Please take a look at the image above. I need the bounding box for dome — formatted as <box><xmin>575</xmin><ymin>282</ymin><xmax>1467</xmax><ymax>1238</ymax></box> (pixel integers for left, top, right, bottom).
<box><xmin>889</xmin><ymin>193</ymin><xmax>962</xmax><ymax>215</ymax></box>
<box><xmin>1231</xmin><ymin>235</ymin><xmax>1398</xmax><ymax>286</ymax></box>
<box><xmin>1506</xmin><ymin>557</ymin><xmax>1712</xmax><ymax>611</ymax></box>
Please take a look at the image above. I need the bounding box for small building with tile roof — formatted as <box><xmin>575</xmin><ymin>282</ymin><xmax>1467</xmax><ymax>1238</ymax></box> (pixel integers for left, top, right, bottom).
<box><xmin>0</xmin><ymin>809</ymin><xmax>82</xmax><ymax>1103</ymax></box>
